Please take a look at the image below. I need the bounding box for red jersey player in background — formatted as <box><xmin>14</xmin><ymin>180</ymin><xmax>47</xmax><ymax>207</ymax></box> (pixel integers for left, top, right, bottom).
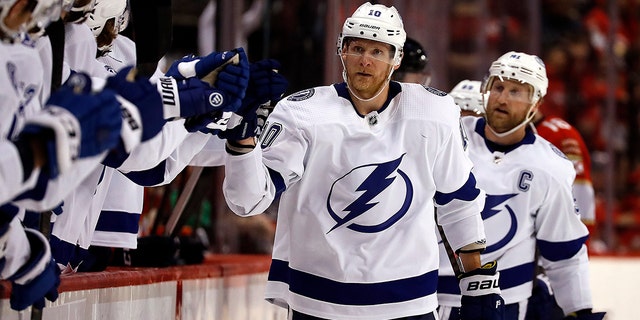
<box><xmin>531</xmin><ymin>112</ymin><xmax>595</xmax><ymax>229</ymax></box>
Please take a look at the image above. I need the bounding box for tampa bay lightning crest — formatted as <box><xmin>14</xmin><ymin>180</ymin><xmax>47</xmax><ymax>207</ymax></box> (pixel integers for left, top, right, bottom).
<box><xmin>482</xmin><ymin>194</ymin><xmax>518</xmax><ymax>253</ymax></box>
<box><xmin>326</xmin><ymin>154</ymin><xmax>413</xmax><ymax>234</ymax></box>
<box><xmin>287</xmin><ymin>88</ymin><xmax>315</xmax><ymax>101</ymax></box>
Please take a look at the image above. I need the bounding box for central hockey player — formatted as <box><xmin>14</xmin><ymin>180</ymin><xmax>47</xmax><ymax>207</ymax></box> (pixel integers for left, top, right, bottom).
<box><xmin>221</xmin><ymin>2</ymin><xmax>503</xmax><ymax>319</ymax></box>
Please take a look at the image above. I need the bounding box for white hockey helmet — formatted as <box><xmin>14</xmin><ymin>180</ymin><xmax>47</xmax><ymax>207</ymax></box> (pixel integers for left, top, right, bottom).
<box><xmin>64</xmin><ymin>0</ymin><xmax>96</xmax><ymax>23</ymax></box>
<box><xmin>337</xmin><ymin>2</ymin><xmax>406</xmax><ymax>66</ymax></box>
<box><xmin>0</xmin><ymin>0</ymin><xmax>23</xmax><ymax>42</ymax></box>
<box><xmin>86</xmin><ymin>0</ymin><xmax>126</xmax><ymax>37</ymax></box>
<box><xmin>482</xmin><ymin>51</ymin><xmax>548</xmax><ymax>105</ymax></box>
<box><xmin>26</xmin><ymin>0</ymin><xmax>63</xmax><ymax>37</ymax></box>
<box><xmin>117</xmin><ymin>0</ymin><xmax>129</xmax><ymax>32</ymax></box>
<box><xmin>450</xmin><ymin>80</ymin><xmax>485</xmax><ymax>115</ymax></box>
<box><xmin>0</xmin><ymin>0</ymin><xmax>62</xmax><ymax>42</ymax></box>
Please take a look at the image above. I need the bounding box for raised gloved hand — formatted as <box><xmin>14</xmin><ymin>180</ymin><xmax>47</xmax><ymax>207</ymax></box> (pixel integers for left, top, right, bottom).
<box><xmin>105</xmin><ymin>66</ymin><xmax>166</xmax><ymax>142</ymax></box>
<box><xmin>102</xmin><ymin>66</ymin><xmax>167</xmax><ymax>167</ymax></box>
<box><xmin>165</xmin><ymin>49</ymin><xmax>241</xmax><ymax>83</ymax></box>
<box><xmin>19</xmin><ymin>72</ymin><xmax>122</xmax><ymax>177</ymax></box>
<box><xmin>165</xmin><ymin>48</ymin><xmax>250</xmax><ymax>114</ymax></box>
<box><xmin>9</xmin><ymin>228</ymin><xmax>61</xmax><ymax>311</ymax></box>
<box><xmin>459</xmin><ymin>261</ymin><xmax>504</xmax><ymax>320</ymax></box>
<box><xmin>218</xmin><ymin>59</ymin><xmax>288</xmax><ymax>141</ymax></box>
<box><xmin>564</xmin><ymin>309</ymin><xmax>606</xmax><ymax>320</ymax></box>
<box><xmin>170</xmin><ymin>49</ymin><xmax>250</xmax><ymax>133</ymax></box>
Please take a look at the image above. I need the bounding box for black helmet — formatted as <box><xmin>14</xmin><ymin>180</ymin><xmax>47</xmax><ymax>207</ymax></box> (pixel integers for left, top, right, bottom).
<box><xmin>398</xmin><ymin>37</ymin><xmax>428</xmax><ymax>73</ymax></box>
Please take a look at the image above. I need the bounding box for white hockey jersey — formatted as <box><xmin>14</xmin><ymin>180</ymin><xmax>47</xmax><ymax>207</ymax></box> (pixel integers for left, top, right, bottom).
<box><xmin>223</xmin><ymin>82</ymin><xmax>486</xmax><ymax>319</ymax></box>
<box><xmin>437</xmin><ymin>116</ymin><xmax>593</xmax><ymax>314</ymax></box>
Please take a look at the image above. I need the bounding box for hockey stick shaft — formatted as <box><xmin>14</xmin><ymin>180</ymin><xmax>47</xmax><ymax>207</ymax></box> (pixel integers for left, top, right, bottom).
<box><xmin>435</xmin><ymin>208</ymin><xmax>463</xmax><ymax>277</ymax></box>
<box><xmin>165</xmin><ymin>166</ymin><xmax>204</xmax><ymax>236</ymax></box>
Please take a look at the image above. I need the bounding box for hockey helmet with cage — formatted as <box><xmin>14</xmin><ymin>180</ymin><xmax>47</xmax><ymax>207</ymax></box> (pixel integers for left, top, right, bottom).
<box><xmin>397</xmin><ymin>37</ymin><xmax>428</xmax><ymax>73</ymax></box>
<box><xmin>86</xmin><ymin>0</ymin><xmax>126</xmax><ymax>37</ymax></box>
<box><xmin>337</xmin><ymin>2</ymin><xmax>406</xmax><ymax>66</ymax></box>
<box><xmin>450</xmin><ymin>80</ymin><xmax>485</xmax><ymax>115</ymax></box>
<box><xmin>482</xmin><ymin>51</ymin><xmax>548</xmax><ymax>105</ymax></box>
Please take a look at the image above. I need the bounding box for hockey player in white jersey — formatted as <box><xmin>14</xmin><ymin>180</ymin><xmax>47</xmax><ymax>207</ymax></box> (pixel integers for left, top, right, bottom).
<box><xmin>46</xmin><ymin>0</ymin><xmax>252</xmax><ymax>271</ymax></box>
<box><xmin>0</xmin><ymin>0</ymin><xmax>128</xmax><ymax>312</ymax></box>
<box><xmin>221</xmin><ymin>2</ymin><xmax>503</xmax><ymax>319</ymax></box>
<box><xmin>436</xmin><ymin>52</ymin><xmax>605</xmax><ymax>320</ymax></box>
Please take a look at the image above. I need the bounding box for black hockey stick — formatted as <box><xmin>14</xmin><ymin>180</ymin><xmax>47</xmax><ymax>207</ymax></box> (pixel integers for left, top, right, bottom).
<box><xmin>435</xmin><ymin>208</ymin><xmax>463</xmax><ymax>277</ymax></box>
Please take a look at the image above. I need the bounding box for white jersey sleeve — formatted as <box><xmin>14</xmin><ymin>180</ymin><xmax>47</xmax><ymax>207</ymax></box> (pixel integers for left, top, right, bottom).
<box><xmin>13</xmin><ymin>154</ymin><xmax>106</xmax><ymax>211</ymax></box>
<box><xmin>117</xmin><ymin>120</ymin><xmax>190</xmax><ymax>172</ymax></box>
<box><xmin>64</xmin><ymin>23</ymin><xmax>112</xmax><ymax>78</ymax></box>
<box><xmin>123</xmin><ymin>132</ymin><xmax>217</xmax><ymax>187</ymax></box>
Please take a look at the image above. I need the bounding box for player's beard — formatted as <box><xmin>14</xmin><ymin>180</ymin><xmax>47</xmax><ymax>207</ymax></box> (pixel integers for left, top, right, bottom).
<box><xmin>346</xmin><ymin>64</ymin><xmax>392</xmax><ymax>100</ymax></box>
<box><xmin>485</xmin><ymin>107</ymin><xmax>520</xmax><ymax>133</ymax></box>
<box><xmin>485</xmin><ymin>103</ymin><xmax>536</xmax><ymax>136</ymax></box>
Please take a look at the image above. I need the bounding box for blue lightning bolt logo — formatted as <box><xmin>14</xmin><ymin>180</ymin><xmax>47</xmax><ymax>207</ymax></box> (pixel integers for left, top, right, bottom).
<box><xmin>326</xmin><ymin>154</ymin><xmax>413</xmax><ymax>234</ymax></box>
<box><xmin>482</xmin><ymin>193</ymin><xmax>518</xmax><ymax>253</ymax></box>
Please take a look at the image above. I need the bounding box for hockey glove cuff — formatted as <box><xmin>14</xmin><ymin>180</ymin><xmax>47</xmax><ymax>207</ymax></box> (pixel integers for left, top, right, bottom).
<box><xmin>564</xmin><ymin>309</ymin><xmax>606</xmax><ymax>320</ymax></box>
<box><xmin>9</xmin><ymin>228</ymin><xmax>60</xmax><ymax>311</ymax></box>
<box><xmin>459</xmin><ymin>260</ymin><xmax>504</xmax><ymax>320</ymax></box>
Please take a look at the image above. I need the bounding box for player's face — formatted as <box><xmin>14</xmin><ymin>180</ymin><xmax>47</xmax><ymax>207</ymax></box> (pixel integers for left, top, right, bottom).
<box><xmin>342</xmin><ymin>38</ymin><xmax>395</xmax><ymax>98</ymax></box>
<box><xmin>484</xmin><ymin>79</ymin><xmax>535</xmax><ymax>133</ymax></box>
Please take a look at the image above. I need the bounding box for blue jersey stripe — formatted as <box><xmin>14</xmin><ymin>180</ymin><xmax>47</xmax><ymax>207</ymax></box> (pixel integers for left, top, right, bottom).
<box><xmin>268</xmin><ymin>259</ymin><xmax>437</xmax><ymax>305</ymax></box>
<box><xmin>95</xmin><ymin>210</ymin><xmax>140</xmax><ymax>234</ymax></box>
<box><xmin>267</xmin><ymin>167</ymin><xmax>286</xmax><ymax>196</ymax></box>
<box><xmin>434</xmin><ymin>173</ymin><xmax>480</xmax><ymax>205</ymax></box>
<box><xmin>537</xmin><ymin>236</ymin><xmax>588</xmax><ymax>261</ymax></box>
<box><xmin>123</xmin><ymin>160</ymin><xmax>167</xmax><ymax>187</ymax></box>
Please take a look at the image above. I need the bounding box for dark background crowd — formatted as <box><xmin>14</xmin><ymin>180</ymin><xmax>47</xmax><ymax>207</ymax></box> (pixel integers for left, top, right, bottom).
<box><xmin>143</xmin><ymin>0</ymin><xmax>640</xmax><ymax>255</ymax></box>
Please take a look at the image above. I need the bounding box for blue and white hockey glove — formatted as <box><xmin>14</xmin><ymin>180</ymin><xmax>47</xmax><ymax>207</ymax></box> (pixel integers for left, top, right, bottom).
<box><xmin>165</xmin><ymin>48</ymin><xmax>242</xmax><ymax>82</ymax></box>
<box><xmin>105</xmin><ymin>66</ymin><xmax>165</xmax><ymax>142</ymax></box>
<box><xmin>459</xmin><ymin>261</ymin><xmax>504</xmax><ymax>320</ymax></box>
<box><xmin>218</xmin><ymin>59</ymin><xmax>288</xmax><ymax>141</ymax></box>
<box><xmin>102</xmin><ymin>66</ymin><xmax>166</xmax><ymax>167</ymax></box>
<box><xmin>165</xmin><ymin>47</ymin><xmax>249</xmax><ymax>118</ymax></box>
<box><xmin>172</xmin><ymin>49</ymin><xmax>250</xmax><ymax>133</ymax></box>
<box><xmin>564</xmin><ymin>309</ymin><xmax>606</xmax><ymax>320</ymax></box>
<box><xmin>19</xmin><ymin>72</ymin><xmax>122</xmax><ymax>178</ymax></box>
<box><xmin>8</xmin><ymin>228</ymin><xmax>61</xmax><ymax>311</ymax></box>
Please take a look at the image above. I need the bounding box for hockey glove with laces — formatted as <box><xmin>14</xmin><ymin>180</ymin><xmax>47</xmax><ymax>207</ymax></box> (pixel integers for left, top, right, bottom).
<box><xmin>18</xmin><ymin>72</ymin><xmax>122</xmax><ymax>178</ymax></box>
<box><xmin>459</xmin><ymin>260</ymin><xmax>504</xmax><ymax>320</ymax></box>
<box><xmin>8</xmin><ymin>228</ymin><xmax>61</xmax><ymax>311</ymax></box>
<box><xmin>218</xmin><ymin>59</ymin><xmax>288</xmax><ymax>142</ymax></box>
<box><xmin>563</xmin><ymin>309</ymin><xmax>606</xmax><ymax>320</ymax></box>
